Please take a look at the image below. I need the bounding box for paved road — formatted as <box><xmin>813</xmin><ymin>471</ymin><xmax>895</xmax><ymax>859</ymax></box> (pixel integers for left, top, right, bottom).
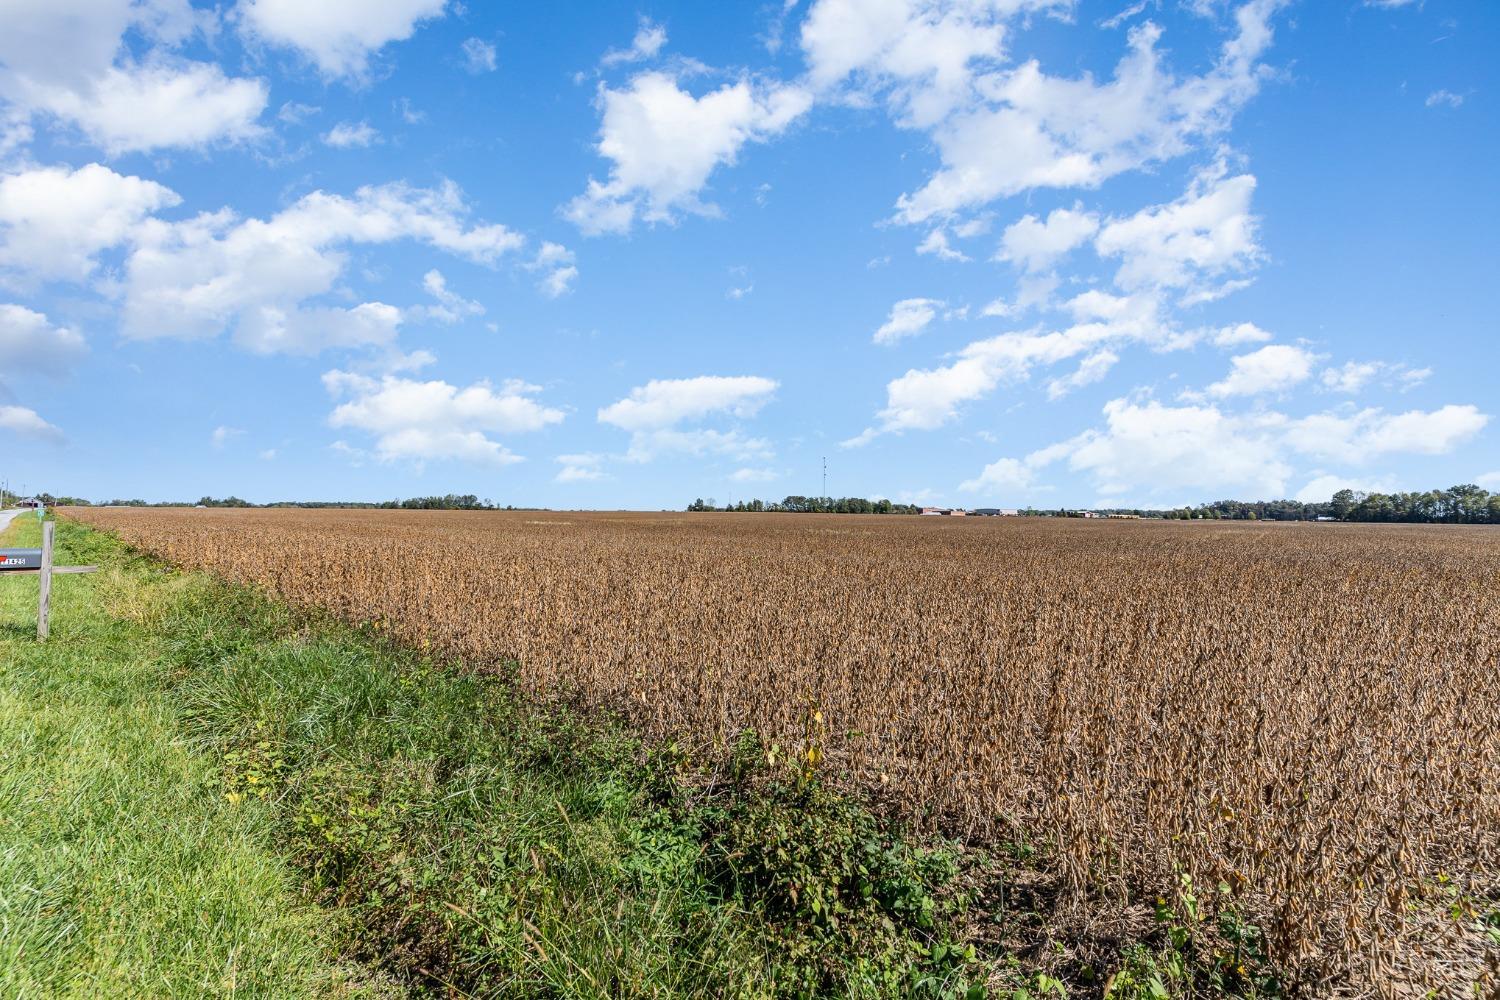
<box><xmin>0</xmin><ymin>508</ymin><xmax>31</xmax><ymax>535</ymax></box>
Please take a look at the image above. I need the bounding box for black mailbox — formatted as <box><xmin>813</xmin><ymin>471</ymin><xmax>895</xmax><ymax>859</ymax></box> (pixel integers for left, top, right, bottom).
<box><xmin>0</xmin><ymin>548</ymin><xmax>43</xmax><ymax>570</ymax></box>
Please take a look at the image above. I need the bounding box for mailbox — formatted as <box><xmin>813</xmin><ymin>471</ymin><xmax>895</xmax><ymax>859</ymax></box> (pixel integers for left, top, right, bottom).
<box><xmin>0</xmin><ymin>548</ymin><xmax>43</xmax><ymax>570</ymax></box>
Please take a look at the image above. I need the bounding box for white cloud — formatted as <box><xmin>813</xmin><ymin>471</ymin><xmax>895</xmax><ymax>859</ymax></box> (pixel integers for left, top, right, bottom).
<box><xmin>874</xmin><ymin>297</ymin><xmax>944</xmax><ymax>345</ymax></box>
<box><xmin>530</xmin><ymin>241</ymin><xmax>578</xmax><ymax>298</ymax></box>
<box><xmin>0</xmin><ymin>403</ymin><xmax>63</xmax><ymax>443</ymax></box>
<box><xmin>1425</xmin><ymin>89</ymin><xmax>1464</xmax><ymax>109</ymax></box>
<box><xmin>1477</xmin><ymin>471</ymin><xmax>1500</xmax><ymax>491</ymax></box>
<box><xmin>1094</xmin><ymin>163</ymin><xmax>1260</xmax><ymax>294</ymax></box>
<box><xmin>966</xmin><ymin>394</ymin><xmax>1491</xmax><ymax>500</ymax></box>
<box><xmin>996</xmin><ymin>204</ymin><xmax>1098</xmax><ymax>272</ymax></box>
<box><xmin>461</xmin><ymin>37</ymin><xmax>497</xmax><ymax>74</ymax></box>
<box><xmin>599</xmin><ymin>374</ymin><xmax>778</xmax><ymax>461</ymax></box>
<box><xmin>1283</xmin><ymin>405</ymin><xmax>1488</xmax><ymax>465</ymax></box>
<box><xmin>211</xmin><ymin>424</ymin><xmax>243</xmax><ymax>448</ymax></box>
<box><xmin>0</xmin><ymin>163</ymin><xmax>180</xmax><ymax>285</ymax></box>
<box><xmin>1210</xmin><ymin>321</ymin><xmax>1272</xmax><ymax>347</ymax></box>
<box><xmin>324</xmin><ymin>369</ymin><xmax>563</xmax><ymax>466</ymax></box>
<box><xmin>123</xmin><ymin>180</ymin><xmax>526</xmax><ymax>354</ymax></box>
<box><xmin>731</xmin><ymin>466</ymin><xmax>778</xmax><ymax>482</ymax></box>
<box><xmin>801</xmin><ymin>0</ymin><xmax>1068</xmax><ymax>129</ymax></box>
<box><xmin>599</xmin><ymin>375</ymin><xmax>777</xmax><ymax>430</ymax></box>
<box><xmin>1045</xmin><ymin>349</ymin><xmax>1118</xmax><ymax>400</ymax></box>
<box><xmin>959</xmin><ymin>456</ymin><xmax>1036</xmax><ymax>493</ymax></box>
<box><xmin>238</xmin><ymin>0</ymin><xmax>447</xmax><ymax>79</ymax></box>
<box><xmin>601</xmin><ymin>18</ymin><xmax>668</xmax><ymax>67</ymax></box>
<box><xmin>981</xmin><ymin>273</ymin><xmax>1062</xmax><ymax>319</ymax></box>
<box><xmin>565</xmin><ymin>72</ymin><xmax>811</xmax><ymax>234</ymax></box>
<box><xmin>25</xmin><ymin>64</ymin><xmax>267</xmax><ymax>155</ymax></box>
<box><xmin>859</xmin><ymin>332</ymin><xmax>1084</xmax><ymax>436</ymax></box>
<box><xmin>1030</xmin><ymin>397</ymin><xmax>1293</xmax><ymax>498</ymax></box>
<box><xmin>322</xmin><ymin>121</ymin><xmax>379</xmax><ymax>147</ymax></box>
<box><xmin>555</xmin><ymin>452</ymin><xmax>607</xmax><ymax>482</ymax></box>
<box><xmin>1319</xmin><ymin>360</ymin><xmax>1430</xmax><ymax>394</ymax></box>
<box><xmin>415</xmin><ymin>269</ymin><xmax>483</xmax><ymax>322</ymax></box>
<box><xmin>0</xmin><ymin>2</ymin><xmax>268</xmax><ymax>154</ymax></box>
<box><xmin>1205</xmin><ymin>343</ymin><xmax>1316</xmax><ymax>398</ymax></box>
<box><xmin>852</xmin><ymin>290</ymin><xmax>1175</xmax><ymax>440</ymax></box>
<box><xmin>842</xmin><ymin>1</ymin><xmax>1286</xmax><ymax>224</ymax></box>
<box><xmin>0</xmin><ymin>304</ymin><xmax>87</xmax><ymax>378</ymax></box>
<box><xmin>915</xmin><ymin>229</ymin><xmax>970</xmax><ymax>262</ymax></box>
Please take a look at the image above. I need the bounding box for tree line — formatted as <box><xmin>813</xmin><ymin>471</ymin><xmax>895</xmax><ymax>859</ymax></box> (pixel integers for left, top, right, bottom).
<box><xmin>688</xmin><ymin>484</ymin><xmax>1500</xmax><ymax>524</ymax></box>
<box><xmin>24</xmin><ymin>494</ymin><xmax>508</xmax><ymax>511</ymax></box>
<box><xmin>687</xmin><ymin>496</ymin><xmax>921</xmax><ymax>514</ymax></box>
<box><xmin>1069</xmin><ymin>484</ymin><xmax>1500</xmax><ymax>523</ymax></box>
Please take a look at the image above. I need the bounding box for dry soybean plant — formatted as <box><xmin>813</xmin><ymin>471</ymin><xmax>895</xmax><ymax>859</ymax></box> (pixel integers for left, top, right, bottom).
<box><xmin>65</xmin><ymin>507</ymin><xmax>1500</xmax><ymax>995</ymax></box>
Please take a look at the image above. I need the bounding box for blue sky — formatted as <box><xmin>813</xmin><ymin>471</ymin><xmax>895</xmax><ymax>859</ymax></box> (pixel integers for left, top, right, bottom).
<box><xmin>0</xmin><ymin>0</ymin><xmax>1495</xmax><ymax>509</ymax></box>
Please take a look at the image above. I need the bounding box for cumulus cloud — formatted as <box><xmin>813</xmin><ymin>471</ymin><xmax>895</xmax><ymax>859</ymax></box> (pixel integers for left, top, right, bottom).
<box><xmin>959</xmin><ymin>456</ymin><xmax>1037</xmax><ymax>493</ymax></box>
<box><xmin>414</xmin><ymin>269</ymin><xmax>484</xmax><ymax>323</ymax></box>
<box><xmin>238</xmin><ymin>0</ymin><xmax>447</xmax><ymax>79</ymax></box>
<box><xmin>850</xmin><ymin>290</ymin><xmax>1174</xmax><ymax>441</ymax></box>
<box><xmin>832</xmin><ymin>1</ymin><xmax>1286</xmax><ymax>224</ymax></box>
<box><xmin>122</xmin><ymin>180</ymin><xmax>525</xmax><ymax>354</ymax></box>
<box><xmin>1425</xmin><ymin>89</ymin><xmax>1464</xmax><ymax>109</ymax></box>
<box><xmin>1205</xmin><ymin>343</ymin><xmax>1316</xmax><ymax>398</ymax></box>
<box><xmin>601</xmin><ymin>18</ymin><xmax>668</xmax><ymax>67</ymax></box>
<box><xmin>0</xmin><ymin>0</ymin><xmax>266</xmax><ymax>153</ymax></box>
<box><xmin>970</xmin><ymin>397</ymin><xmax>1490</xmax><ymax>501</ymax></box>
<box><xmin>555</xmin><ymin>452</ymin><xmax>607</xmax><ymax>482</ymax></box>
<box><xmin>915</xmin><ymin>228</ymin><xmax>971</xmax><ymax>262</ymax></box>
<box><xmin>565</xmin><ymin>72</ymin><xmax>811</xmax><ymax>234</ymax></box>
<box><xmin>874</xmin><ymin>297</ymin><xmax>944</xmax><ymax>345</ymax></box>
<box><xmin>1045</xmin><ymin>349</ymin><xmax>1118</xmax><ymax>400</ymax></box>
<box><xmin>599</xmin><ymin>374</ymin><xmax>779</xmax><ymax>461</ymax></box>
<box><xmin>599</xmin><ymin>375</ymin><xmax>777</xmax><ymax>430</ymax></box>
<box><xmin>731</xmin><ymin>466</ymin><xmax>778</xmax><ymax>482</ymax></box>
<box><xmin>1319</xmin><ymin>359</ymin><xmax>1430</xmax><ymax>394</ymax></box>
<box><xmin>1094</xmin><ymin>163</ymin><xmax>1260</xmax><ymax>295</ymax></box>
<box><xmin>0</xmin><ymin>303</ymin><xmax>87</xmax><ymax>378</ymax></box>
<box><xmin>1210</xmin><ymin>321</ymin><xmax>1273</xmax><ymax>347</ymax></box>
<box><xmin>0</xmin><ymin>163</ymin><xmax>180</xmax><ymax>286</ymax></box>
<box><xmin>0</xmin><ymin>403</ymin><xmax>64</xmax><ymax>443</ymax></box>
<box><xmin>322</xmin><ymin>121</ymin><xmax>379</xmax><ymax>147</ymax></box>
<box><xmin>1046</xmin><ymin>397</ymin><xmax>1293</xmax><ymax>497</ymax></box>
<box><xmin>996</xmin><ymin>205</ymin><xmax>1099</xmax><ymax>272</ymax></box>
<box><xmin>324</xmin><ymin>369</ymin><xmax>563</xmax><ymax>466</ymax></box>
<box><xmin>530</xmin><ymin>242</ymin><xmax>578</xmax><ymax>298</ymax></box>
<box><xmin>1282</xmin><ymin>405</ymin><xmax>1488</xmax><ymax>465</ymax></box>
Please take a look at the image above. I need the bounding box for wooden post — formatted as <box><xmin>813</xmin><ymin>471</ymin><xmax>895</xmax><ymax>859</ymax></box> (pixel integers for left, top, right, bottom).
<box><xmin>37</xmin><ymin>520</ymin><xmax>53</xmax><ymax>641</ymax></box>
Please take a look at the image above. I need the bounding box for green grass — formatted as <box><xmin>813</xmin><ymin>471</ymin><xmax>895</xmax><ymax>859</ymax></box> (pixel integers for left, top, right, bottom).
<box><xmin>0</xmin><ymin>515</ymin><xmax>379</xmax><ymax>998</ymax></box>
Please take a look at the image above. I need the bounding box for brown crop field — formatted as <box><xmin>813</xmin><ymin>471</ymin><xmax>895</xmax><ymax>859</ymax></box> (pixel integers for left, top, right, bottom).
<box><xmin>63</xmin><ymin>507</ymin><xmax>1500</xmax><ymax>995</ymax></box>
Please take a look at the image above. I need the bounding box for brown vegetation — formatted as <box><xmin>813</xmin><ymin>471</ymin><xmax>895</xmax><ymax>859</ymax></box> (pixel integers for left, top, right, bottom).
<box><xmin>63</xmin><ymin>507</ymin><xmax>1500</xmax><ymax>995</ymax></box>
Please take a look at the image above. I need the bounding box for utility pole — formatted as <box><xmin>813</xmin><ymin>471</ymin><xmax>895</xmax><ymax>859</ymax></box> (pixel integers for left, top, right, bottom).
<box><xmin>822</xmin><ymin>456</ymin><xmax>827</xmax><ymax>502</ymax></box>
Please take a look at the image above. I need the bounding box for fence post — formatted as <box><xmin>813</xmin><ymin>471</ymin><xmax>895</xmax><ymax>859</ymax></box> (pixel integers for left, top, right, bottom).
<box><xmin>37</xmin><ymin>520</ymin><xmax>53</xmax><ymax>641</ymax></box>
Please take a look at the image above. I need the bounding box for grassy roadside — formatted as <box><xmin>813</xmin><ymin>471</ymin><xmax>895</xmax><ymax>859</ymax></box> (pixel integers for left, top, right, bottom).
<box><xmin>3</xmin><ymin>515</ymin><xmax>1287</xmax><ymax>999</ymax></box>
<box><xmin>0</xmin><ymin>515</ymin><xmax>380</xmax><ymax>998</ymax></box>
<box><xmin>4</xmin><ymin>517</ymin><xmax>995</xmax><ymax>999</ymax></box>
